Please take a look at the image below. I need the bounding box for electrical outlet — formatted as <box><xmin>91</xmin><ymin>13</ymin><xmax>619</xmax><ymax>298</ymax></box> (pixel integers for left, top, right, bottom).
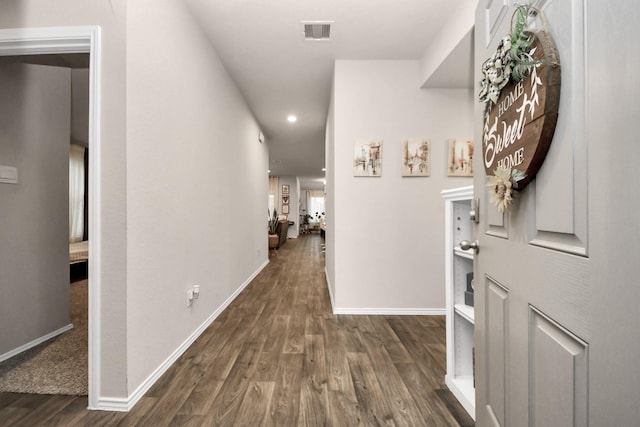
<box><xmin>187</xmin><ymin>289</ymin><xmax>194</xmax><ymax>307</ymax></box>
<box><xmin>193</xmin><ymin>285</ymin><xmax>200</xmax><ymax>299</ymax></box>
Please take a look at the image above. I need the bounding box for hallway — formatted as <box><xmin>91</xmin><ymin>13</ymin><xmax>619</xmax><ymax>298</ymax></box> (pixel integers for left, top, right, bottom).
<box><xmin>0</xmin><ymin>235</ymin><xmax>473</xmax><ymax>426</ymax></box>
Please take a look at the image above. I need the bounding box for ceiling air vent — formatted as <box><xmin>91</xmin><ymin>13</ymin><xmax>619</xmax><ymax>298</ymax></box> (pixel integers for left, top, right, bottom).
<box><xmin>302</xmin><ymin>22</ymin><xmax>332</xmax><ymax>41</ymax></box>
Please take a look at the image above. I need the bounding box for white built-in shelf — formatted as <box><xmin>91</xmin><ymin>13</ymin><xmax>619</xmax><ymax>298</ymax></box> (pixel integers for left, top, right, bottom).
<box><xmin>442</xmin><ymin>185</ymin><xmax>475</xmax><ymax>421</ymax></box>
<box><xmin>454</xmin><ymin>303</ymin><xmax>475</xmax><ymax>324</ymax></box>
<box><xmin>445</xmin><ymin>375</ymin><xmax>475</xmax><ymax>419</ymax></box>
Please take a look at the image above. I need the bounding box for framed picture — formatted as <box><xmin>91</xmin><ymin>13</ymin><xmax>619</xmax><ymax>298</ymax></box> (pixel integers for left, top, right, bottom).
<box><xmin>354</xmin><ymin>139</ymin><xmax>382</xmax><ymax>177</ymax></box>
<box><xmin>402</xmin><ymin>139</ymin><xmax>431</xmax><ymax>177</ymax></box>
<box><xmin>282</xmin><ymin>195</ymin><xmax>290</xmax><ymax>205</ymax></box>
<box><xmin>447</xmin><ymin>138</ymin><xmax>474</xmax><ymax>177</ymax></box>
<box><xmin>282</xmin><ymin>204</ymin><xmax>289</xmax><ymax>214</ymax></box>
<box><xmin>282</xmin><ymin>184</ymin><xmax>290</xmax><ymax>194</ymax></box>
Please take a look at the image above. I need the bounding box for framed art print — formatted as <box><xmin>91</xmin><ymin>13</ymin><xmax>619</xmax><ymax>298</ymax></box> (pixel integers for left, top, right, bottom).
<box><xmin>354</xmin><ymin>139</ymin><xmax>382</xmax><ymax>177</ymax></box>
<box><xmin>447</xmin><ymin>138</ymin><xmax>474</xmax><ymax>176</ymax></box>
<box><xmin>402</xmin><ymin>139</ymin><xmax>430</xmax><ymax>177</ymax></box>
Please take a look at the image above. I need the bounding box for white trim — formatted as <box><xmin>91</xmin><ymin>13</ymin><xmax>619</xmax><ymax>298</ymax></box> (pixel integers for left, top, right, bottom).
<box><xmin>441</xmin><ymin>185</ymin><xmax>474</xmax><ymax>201</ymax></box>
<box><xmin>332</xmin><ymin>308</ymin><xmax>446</xmax><ymax>316</ymax></box>
<box><xmin>114</xmin><ymin>260</ymin><xmax>270</xmax><ymax>411</ymax></box>
<box><xmin>0</xmin><ymin>25</ymin><xmax>103</xmax><ymax>410</ymax></box>
<box><xmin>94</xmin><ymin>396</ymin><xmax>130</xmax><ymax>413</ymax></box>
<box><xmin>324</xmin><ymin>267</ymin><xmax>336</xmax><ymax>312</ymax></box>
<box><xmin>86</xmin><ymin>26</ymin><xmax>103</xmax><ymax>411</ymax></box>
<box><xmin>0</xmin><ymin>324</ymin><xmax>73</xmax><ymax>363</ymax></box>
<box><xmin>0</xmin><ymin>26</ymin><xmax>100</xmax><ymax>55</ymax></box>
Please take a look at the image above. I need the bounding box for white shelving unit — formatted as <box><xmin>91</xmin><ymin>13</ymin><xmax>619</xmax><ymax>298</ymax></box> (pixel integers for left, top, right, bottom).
<box><xmin>441</xmin><ymin>185</ymin><xmax>475</xmax><ymax>420</ymax></box>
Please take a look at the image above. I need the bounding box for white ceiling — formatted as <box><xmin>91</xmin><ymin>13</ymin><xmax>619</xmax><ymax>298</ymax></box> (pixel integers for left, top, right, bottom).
<box><xmin>184</xmin><ymin>0</ymin><xmax>472</xmax><ymax>189</ymax></box>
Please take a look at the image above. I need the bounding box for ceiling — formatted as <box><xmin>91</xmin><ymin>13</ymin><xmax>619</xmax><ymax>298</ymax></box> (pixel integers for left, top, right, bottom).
<box><xmin>184</xmin><ymin>0</ymin><xmax>472</xmax><ymax>190</ymax></box>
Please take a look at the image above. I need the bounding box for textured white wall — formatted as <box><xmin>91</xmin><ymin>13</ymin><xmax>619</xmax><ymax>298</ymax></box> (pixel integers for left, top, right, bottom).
<box><xmin>325</xmin><ymin>84</ymin><xmax>336</xmax><ymax>304</ymax></box>
<box><xmin>126</xmin><ymin>0</ymin><xmax>269</xmax><ymax>393</ymax></box>
<box><xmin>419</xmin><ymin>1</ymin><xmax>475</xmax><ymax>87</ymax></box>
<box><xmin>0</xmin><ymin>0</ymin><xmax>130</xmax><ymax>398</ymax></box>
<box><xmin>330</xmin><ymin>60</ymin><xmax>473</xmax><ymax>311</ymax></box>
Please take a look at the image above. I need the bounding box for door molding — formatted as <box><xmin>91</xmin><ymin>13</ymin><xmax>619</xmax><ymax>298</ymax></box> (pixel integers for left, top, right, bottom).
<box><xmin>527</xmin><ymin>0</ymin><xmax>588</xmax><ymax>257</ymax></box>
<box><xmin>0</xmin><ymin>26</ymin><xmax>103</xmax><ymax>409</ymax></box>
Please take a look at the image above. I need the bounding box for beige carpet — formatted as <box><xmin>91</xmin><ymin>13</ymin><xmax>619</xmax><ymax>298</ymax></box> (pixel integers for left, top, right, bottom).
<box><xmin>0</xmin><ymin>279</ymin><xmax>88</xmax><ymax>395</ymax></box>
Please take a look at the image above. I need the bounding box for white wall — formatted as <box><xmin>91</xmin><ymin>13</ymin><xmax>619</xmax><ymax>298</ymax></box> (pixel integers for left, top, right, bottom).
<box><xmin>329</xmin><ymin>60</ymin><xmax>473</xmax><ymax>312</ymax></box>
<box><xmin>419</xmin><ymin>1</ymin><xmax>475</xmax><ymax>88</ymax></box>
<box><xmin>0</xmin><ymin>63</ymin><xmax>71</xmax><ymax>356</ymax></box>
<box><xmin>1</xmin><ymin>0</ymin><xmax>269</xmax><ymax>402</ymax></box>
<box><xmin>0</xmin><ymin>0</ymin><xmax>130</xmax><ymax>398</ymax></box>
<box><xmin>325</xmin><ymin>84</ymin><xmax>336</xmax><ymax>303</ymax></box>
<box><xmin>126</xmin><ymin>0</ymin><xmax>269</xmax><ymax>393</ymax></box>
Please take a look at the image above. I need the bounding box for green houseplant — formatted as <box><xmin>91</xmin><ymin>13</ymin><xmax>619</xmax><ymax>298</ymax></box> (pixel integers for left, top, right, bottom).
<box><xmin>268</xmin><ymin>209</ymin><xmax>279</xmax><ymax>249</ymax></box>
<box><xmin>268</xmin><ymin>208</ymin><xmax>278</xmax><ymax>234</ymax></box>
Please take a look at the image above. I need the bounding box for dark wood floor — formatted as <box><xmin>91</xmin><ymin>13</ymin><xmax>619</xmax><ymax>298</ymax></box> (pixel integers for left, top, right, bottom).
<box><xmin>0</xmin><ymin>235</ymin><xmax>473</xmax><ymax>426</ymax></box>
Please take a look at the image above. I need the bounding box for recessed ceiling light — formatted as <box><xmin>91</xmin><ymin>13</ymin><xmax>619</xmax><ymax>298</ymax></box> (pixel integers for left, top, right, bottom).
<box><xmin>321</xmin><ymin>167</ymin><xmax>326</xmax><ymax>172</ymax></box>
<box><xmin>287</xmin><ymin>115</ymin><xmax>297</xmax><ymax>123</ymax></box>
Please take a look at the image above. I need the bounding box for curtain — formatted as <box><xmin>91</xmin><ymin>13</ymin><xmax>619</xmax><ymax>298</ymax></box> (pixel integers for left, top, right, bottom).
<box><xmin>69</xmin><ymin>144</ymin><xmax>85</xmax><ymax>242</ymax></box>
<box><xmin>268</xmin><ymin>176</ymin><xmax>279</xmax><ymax>216</ymax></box>
<box><xmin>307</xmin><ymin>190</ymin><xmax>325</xmax><ymax>223</ymax></box>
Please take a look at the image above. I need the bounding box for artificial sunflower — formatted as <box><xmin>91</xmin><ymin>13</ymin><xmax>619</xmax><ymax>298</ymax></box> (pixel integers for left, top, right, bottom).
<box><xmin>487</xmin><ymin>167</ymin><xmax>526</xmax><ymax>213</ymax></box>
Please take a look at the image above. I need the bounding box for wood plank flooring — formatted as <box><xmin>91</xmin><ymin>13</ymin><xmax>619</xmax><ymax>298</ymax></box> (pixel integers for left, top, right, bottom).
<box><xmin>0</xmin><ymin>235</ymin><xmax>474</xmax><ymax>426</ymax></box>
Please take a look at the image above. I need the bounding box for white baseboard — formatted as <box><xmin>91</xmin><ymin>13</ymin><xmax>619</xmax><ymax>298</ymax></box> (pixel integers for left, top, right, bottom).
<box><xmin>93</xmin><ymin>259</ymin><xmax>270</xmax><ymax>412</ymax></box>
<box><xmin>93</xmin><ymin>396</ymin><xmax>129</xmax><ymax>412</ymax></box>
<box><xmin>331</xmin><ymin>308</ymin><xmax>446</xmax><ymax>316</ymax></box>
<box><xmin>0</xmin><ymin>323</ymin><xmax>73</xmax><ymax>363</ymax></box>
<box><xmin>324</xmin><ymin>267</ymin><xmax>444</xmax><ymax>316</ymax></box>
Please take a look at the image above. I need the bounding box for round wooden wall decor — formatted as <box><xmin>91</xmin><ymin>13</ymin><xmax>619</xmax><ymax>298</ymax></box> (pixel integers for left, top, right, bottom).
<box><xmin>482</xmin><ymin>29</ymin><xmax>561</xmax><ymax>189</ymax></box>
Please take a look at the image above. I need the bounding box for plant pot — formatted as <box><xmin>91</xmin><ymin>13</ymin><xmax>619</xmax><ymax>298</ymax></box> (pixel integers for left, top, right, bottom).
<box><xmin>268</xmin><ymin>234</ymin><xmax>279</xmax><ymax>249</ymax></box>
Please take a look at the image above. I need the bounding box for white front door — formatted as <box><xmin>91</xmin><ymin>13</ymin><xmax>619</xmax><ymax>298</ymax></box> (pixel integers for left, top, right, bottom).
<box><xmin>473</xmin><ymin>1</ymin><xmax>640</xmax><ymax>425</ymax></box>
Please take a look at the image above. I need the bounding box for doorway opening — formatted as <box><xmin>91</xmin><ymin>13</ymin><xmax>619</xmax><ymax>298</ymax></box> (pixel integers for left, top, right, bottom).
<box><xmin>0</xmin><ymin>26</ymin><xmax>102</xmax><ymax>409</ymax></box>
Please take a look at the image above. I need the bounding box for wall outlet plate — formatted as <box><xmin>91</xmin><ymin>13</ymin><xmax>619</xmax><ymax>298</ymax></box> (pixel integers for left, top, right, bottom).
<box><xmin>0</xmin><ymin>165</ymin><xmax>18</xmax><ymax>184</ymax></box>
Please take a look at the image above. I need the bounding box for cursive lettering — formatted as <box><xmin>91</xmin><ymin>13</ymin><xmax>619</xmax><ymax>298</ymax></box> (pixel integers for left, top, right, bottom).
<box><xmin>483</xmin><ymin>66</ymin><xmax>541</xmax><ymax>170</ymax></box>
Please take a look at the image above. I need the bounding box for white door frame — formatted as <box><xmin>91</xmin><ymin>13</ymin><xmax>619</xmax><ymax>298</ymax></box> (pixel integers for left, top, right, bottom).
<box><xmin>0</xmin><ymin>26</ymin><xmax>103</xmax><ymax>409</ymax></box>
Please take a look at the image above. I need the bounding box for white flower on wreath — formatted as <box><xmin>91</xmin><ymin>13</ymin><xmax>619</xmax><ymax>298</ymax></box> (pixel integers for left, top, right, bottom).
<box><xmin>478</xmin><ymin>4</ymin><xmax>541</xmax><ymax>117</ymax></box>
<box><xmin>479</xmin><ymin>35</ymin><xmax>513</xmax><ymax>106</ymax></box>
<box><xmin>487</xmin><ymin>167</ymin><xmax>527</xmax><ymax>213</ymax></box>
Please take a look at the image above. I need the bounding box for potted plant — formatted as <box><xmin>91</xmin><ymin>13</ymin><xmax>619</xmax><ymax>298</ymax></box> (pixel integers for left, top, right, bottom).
<box><xmin>268</xmin><ymin>209</ymin><xmax>279</xmax><ymax>248</ymax></box>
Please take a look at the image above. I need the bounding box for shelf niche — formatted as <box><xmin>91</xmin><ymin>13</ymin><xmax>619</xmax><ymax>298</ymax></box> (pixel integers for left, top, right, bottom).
<box><xmin>441</xmin><ymin>185</ymin><xmax>475</xmax><ymax>420</ymax></box>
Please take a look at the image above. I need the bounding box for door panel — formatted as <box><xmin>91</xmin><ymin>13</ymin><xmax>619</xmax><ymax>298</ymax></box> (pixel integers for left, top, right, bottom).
<box><xmin>486</xmin><ymin>203</ymin><xmax>508</xmax><ymax>239</ymax></box>
<box><xmin>474</xmin><ymin>1</ymin><xmax>593</xmax><ymax>425</ymax></box>
<box><xmin>484</xmin><ymin>0</ymin><xmax>510</xmax><ymax>47</ymax></box>
<box><xmin>485</xmin><ymin>277</ymin><xmax>508</xmax><ymax>425</ymax></box>
<box><xmin>475</xmin><ymin>0</ymin><xmax>640</xmax><ymax>424</ymax></box>
<box><xmin>528</xmin><ymin>0</ymin><xmax>588</xmax><ymax>256</ymax></box>
<box><xmin>529</xmin><ymin>306</ymin><xmax>588</xmax><ymax>427</ymax></box>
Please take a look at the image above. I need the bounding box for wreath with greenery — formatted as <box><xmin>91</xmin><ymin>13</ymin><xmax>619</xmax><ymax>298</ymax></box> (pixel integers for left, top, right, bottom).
<box><xmin>478</xmin><ymin>3</ymin><xmax>541</xmax><ymax>213</ymax></box>
<box><xmin>479</xmin><ymin>3</ymin><xmax>543</xmax><ymax>213</ymax></box>
<box><xmin>478</xmin><ymin>3</ymin><xmax>541</xmax><ymax>118</ymax></box>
